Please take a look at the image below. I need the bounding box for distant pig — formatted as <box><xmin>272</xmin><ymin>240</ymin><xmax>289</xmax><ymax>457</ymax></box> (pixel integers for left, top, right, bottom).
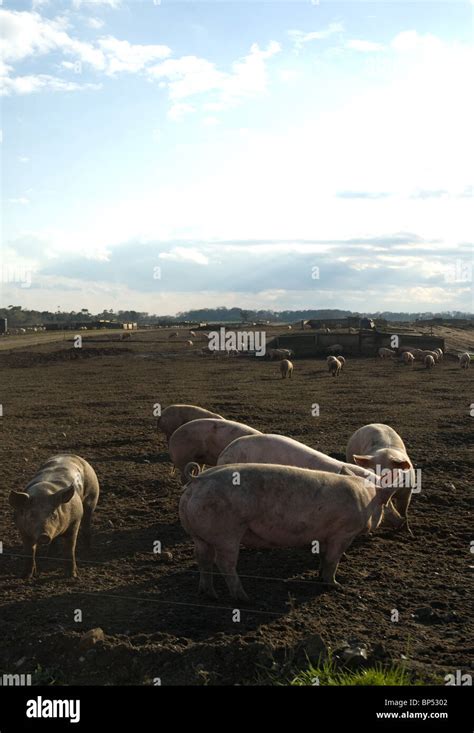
<box><xmin>9</xmin><ymin>454</ymin><xmax>100</xmax><ymax>579</ymax></box>
<box><xmin>157</xmin><ymin>404</ymin><xmax>224</xmax><ymax>443</ymax></box>
<box><xmin>327</xmin><ymin>356</ymin><xmax>342</xmax><ymax>377</ymax></box>
<box><xmin>179</xmin><ymin>463</ymin><xmax>398</xmax><ymax>600</ymax></box>
<box><xmin>169</xmin><ymin>418</ymin><xmax>261</xmax><ymax>482</ymax></box>
<box><xmin>280</xmin><ymin>359</ymin><xmax>293</xmax><ymax>379</ymax></box>
<box><xmin>346</xmin><ymin>423</ymin><xmax>415</xmax><ymax>527</ymax></box>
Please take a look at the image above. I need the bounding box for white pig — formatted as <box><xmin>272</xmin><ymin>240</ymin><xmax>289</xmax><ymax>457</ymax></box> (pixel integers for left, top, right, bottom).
<box><xmin>346</xmin><ymin>423</ymin><xmax>415</xmax><ymax>526</ymax></box>
<box><xmin>157</xmin><ymin>404</ymin><xmax>224</xmax><ymax>443</ymax></box>
<box><xmin>169</xmin><ymin>418</ymin><xmax>261</xmax><ymax>481</ymax></box>
<box><xmin>179</xmin><ymin>463</ymin><xmax>399</xmax><ymax>600</ymax></box>
<box><xmin>217</xmin><ymin>433</ymin><xmax>403</xmax><ymax>529</ymax></box>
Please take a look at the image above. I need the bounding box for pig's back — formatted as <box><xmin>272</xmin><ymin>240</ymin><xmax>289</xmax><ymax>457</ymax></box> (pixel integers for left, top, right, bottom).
<box><xmin>26</xmin><ymin>454</ymin><xmax>96</xmax><ymax>501</ymax></box>
<box><xmin>188</xmin><ymin>463</ymin><xmax>368</xmax><ymax>518</ymax></box>
<box><xmin>347</xmin><ymin>423</ymin><xmax>406</xmax><ymax>459</ymax></box>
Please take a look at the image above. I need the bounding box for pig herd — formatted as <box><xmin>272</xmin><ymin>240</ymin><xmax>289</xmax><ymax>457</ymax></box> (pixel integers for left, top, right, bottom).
<box><xmin>9</xmin><ymin>404</ymin><xmax>418</xmax><ymax>601</ymax></box>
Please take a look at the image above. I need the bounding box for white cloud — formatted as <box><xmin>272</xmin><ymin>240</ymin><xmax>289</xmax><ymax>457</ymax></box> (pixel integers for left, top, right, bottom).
<box><xmin>1</xmin><ymin>73</ymin><xmax>101</xmax><ymax>96</ymax></box>
<box><xmin>159</xmin><ymin>247</ymin><xmax>209</xmax><ymax>265</ymax></box>
<box><xmin>167</xmin><ymin>102</ymin><xmax>195</xmax><ymax>121</ymax></box>
<box><xmin>0</xmin><ymin>9</ymin><xmax>69</xmax><ymax>63</ymax></box>
<box><xmin>279</xmin><ymin>69</ymin><xmax>301</xmax><ymax>82</ymax></box>
<box><xmin>0</xmin><ymin>9</ymin><xmax>171</xmax><ymax>93</ymax></box>
<box><xmin>97</xmin><ymin>36</ymin><xmax>170</xmax><ymax>75</ymax></box>
<box><xmin>288</xmin><ymin>23</ymin><xmax>344</xmax><ymax>52</ymax></box>
<box><xmin>149</xmin><ymin>41</ymin><xmax>281</xmax><ymax>113</ymax></box>
<box><xmin>18</xmin><ymin>155</ymin><xmax>30</xmax><ymax>162</ymax></box>
<box><xmin>72</xmin><ymin>0</ymin><xmax>121</xmax><ymax>8</ymax></box>
<box><xmin>148</xmin><ymin>56</ymin><xmax>226</xmax><ymax>99</ymax></box>
<box><xmin>346</xmin><ymin>39</ymin><xmax>384</xmax><ymax>52</ymax></box>
<box><xmin>86</xmin><ymin>17</ymin><xmax>105</xmax><ymax>30</ymax></box>
<box><xmin>8</xmin><ymin>197</ymin><xmax>30</xmax><ymax>204</ymax></box>
<box><xmin>202</xmin><ymin>116</ymin><xmax>220</xmax><ymax>126</ymax></box>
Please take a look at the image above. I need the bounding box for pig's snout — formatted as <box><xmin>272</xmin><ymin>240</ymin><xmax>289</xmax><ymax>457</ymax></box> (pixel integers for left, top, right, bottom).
<box><xmin>37</xmin><ymin>533</ymin><xmax>52</xmax><ymax>546</ymax></box>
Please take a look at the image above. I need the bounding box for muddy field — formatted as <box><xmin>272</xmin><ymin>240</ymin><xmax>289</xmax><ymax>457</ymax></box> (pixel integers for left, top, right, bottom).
<box><xmin>0</xmin><ymin>330</ymin><xmax>472</xmax><ymax>685</ymax></box>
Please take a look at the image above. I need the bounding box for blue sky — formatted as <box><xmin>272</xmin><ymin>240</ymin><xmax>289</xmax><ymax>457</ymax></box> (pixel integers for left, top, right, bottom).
<box><xmin>1</xmin><ymin>0</ymin><xmax>473</xmax><ymax>314</ymax></box>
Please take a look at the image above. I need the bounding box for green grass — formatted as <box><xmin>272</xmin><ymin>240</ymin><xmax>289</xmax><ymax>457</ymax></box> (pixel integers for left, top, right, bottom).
<box><xmin>289</xmin><ymin>658</ymin><xmax>425</xmax><ymax>686</ymax></box>
<box><xmin>286</xmin><ymin>658</ymin><xmax>441</xmax><ymax>687</ymax></box>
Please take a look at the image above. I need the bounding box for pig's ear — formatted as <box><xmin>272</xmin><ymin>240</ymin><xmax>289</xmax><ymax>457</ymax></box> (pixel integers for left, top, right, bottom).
<box><xmin>9</xmin><ymin>491</ymin><xmax>30</xmax><ymax>510</ymax></box>
<box><xmin>55</xmin><ymin>485</ymin><xmax>76</xmax><ymax>505</ymax></box>
<box><xmin>392</xmin><ymin>459</ymin><xmax>411</xmax><ymax>470</ymax></box>
<box><xmin>352</xmin><ymin>454</ymin><xmax>374</xmax><ymax>468</ymax></box>
<box><xmin>340</xmin><ymin>466</ymin><xmax>355</xmax><ymax>476</ymax></box>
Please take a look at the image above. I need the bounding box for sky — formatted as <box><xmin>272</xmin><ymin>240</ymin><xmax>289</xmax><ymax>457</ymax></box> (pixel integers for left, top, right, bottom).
<box><xmin>1</xmin><ymin>0</ymin><xmax>473</xmax><ymax>315</ymax></box>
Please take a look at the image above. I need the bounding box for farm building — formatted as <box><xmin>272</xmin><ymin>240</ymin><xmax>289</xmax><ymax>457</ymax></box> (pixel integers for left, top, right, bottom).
<box><xmin>267</xmin><ymin>329</ymin><xmax>445</xmax><ymax>357</ymax></box>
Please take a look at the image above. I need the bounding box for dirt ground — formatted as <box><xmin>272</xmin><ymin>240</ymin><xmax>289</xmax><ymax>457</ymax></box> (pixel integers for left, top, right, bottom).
<box><xmin>0</xmin><ymin>328</ymin><xmax>472</xmax><ymax>685</ymax></box>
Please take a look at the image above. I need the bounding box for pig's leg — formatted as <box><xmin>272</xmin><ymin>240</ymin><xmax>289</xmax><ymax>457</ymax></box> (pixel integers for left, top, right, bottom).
<box><xmin>215</xmin><ymin>544</ymin><xmax>248</xmax><ymax>602</ymax></box>
<box><xmin>21</xmin><ymin>537</ymin><xmax>37</xmax><ymax>579</ymax></box>
<box><xmin>195</xmin><ymin>538</ymin><xmax>217</xmax><ymax>599</ymax></box>
<box><xmin>392</xmin><ymin>488</ymin><xmax>414</xmax><ymax>535</ymax></box>
<box><xmin>320</xmin><ymin>537</ymin><xmax>353</xmax><ymax>585</ymax></box>
<box><xmin>383</xmin><ymin>499</ymin><xmax>405</xmax><ymax>530</ymax></box>
<box><xmin>82</xmin><ymin>502</ymin><xmax>97</xmax><ymax>549</ymax></box>
<box><xmin>63</xmin><ymin>521</ymin><xmax>80</xmax><ymax>578</ymax></box>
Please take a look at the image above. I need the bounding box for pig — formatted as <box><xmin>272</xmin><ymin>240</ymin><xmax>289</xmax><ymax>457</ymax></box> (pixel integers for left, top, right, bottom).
<box><xmin>459</xmin><ymin>352</ymin><xmax>470</xmax><ymax>369</ymax></box>
<box><xmin>422</xmin><ymin>350</ymin><xmax>439</xmax><ymax>362</ymax></box>
<box><xmin>169</xmin><ymin>418</ymin><xmax>261</xmax><ymax>481</ymax></box>
<box><xmin>267</xmin><ymin>348</ymin><xmax>293</xmax><ymax>360</ymax></box>
<box><xmin>346</xmin><ymin>423</ymin><xmax>415</xmax><ymax>527</ymax></box>
<box><xmin>9</xmin><ymin>454</ymin><xmax>99</xmax><ymax>579</ymax></box>
<box><xmin>179</xmin><ymin>462</ymin><xmax>399</xmax><ymax>600</ymax></box>
<box><xmin>378</xmin><ymin>347</ymin><xmax>396</xmax><ymax>358</ymax></box>
<box><xmin>217</xmin><ymin>433</ymin><xmax>404</xmax><ymax>529</ymax></box>
<box><xmin>434</xmin><ymin>348</ymin><xmax>443</xmax><ymax>360</ymax></box>
<box><xmin>280</xmin><ymin>359</ymin><xmax>293</xmax><ymax>379</ymax></box>
<box><xmin>121</xmin><ymin>332</ymin><xmax>132</xmax><ymax>340</ymax></box>
<box><xmin>218</xmin><ymin>434</ymin><xmax>375</xmax><ymax>480</ymax></box>
<box><xmin>337</xmin><ymin>356</ymin><xmax>346</xmax><ymax>370</ymax></box>
<box><xmin>402</xmin><ymin>351</ymin><xmax>415</xmax><ymax>366</ymax></box>
<box><xmin>327</xmin><ymin>356</ymin><xmax>342</xmax><ymax>377</ymax></box>
<box><xmin>424</xmin><ymin>354</ymin><xmax>435</xmax><ymax>370</ymax></box>
<box><xmin>156</xmin><ymin>404</ymin><xmax>224</xmax><ymax>443</ymax></box>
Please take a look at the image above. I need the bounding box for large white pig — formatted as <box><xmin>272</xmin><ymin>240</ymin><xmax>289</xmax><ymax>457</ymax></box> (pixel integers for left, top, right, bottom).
<box><xmin>157</xmin><ymin>404</ymin><xmax>224</xmax><ymax>443</ymax></box>
<box><xmin>346</xmin><ymin>423</ymin><xmax>415</xmax><ymax>524</ymax></box>
<box><xmin>218</xmin><ymin>434</ymin><xmax>374</xmax><ymax>479</ymax></box>
<box><xmin>169</xmin><ymin>418</ymin><xmax>261</xmax><ymax>481</ymax></box>
<box><xmin>217</xmin><ymin>433</ymin><xmax>403</xmax><ymax>528</ymax></box>
<box><xmin>179</xmin><ymin>463</ymin><xmax>398</xmax><ymax>600</ymax></box>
